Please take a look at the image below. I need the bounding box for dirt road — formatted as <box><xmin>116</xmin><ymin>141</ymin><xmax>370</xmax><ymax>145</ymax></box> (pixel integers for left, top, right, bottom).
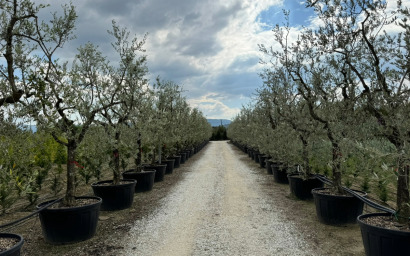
<box><xmin>14</xmin><ymin>141</ymin><xmax>364</xmax><ymax>256</ymax></box>
<box><xmin>121</xmin><ymin>141</ymin><xmax>333</xmax><ymax>256</ymax></box>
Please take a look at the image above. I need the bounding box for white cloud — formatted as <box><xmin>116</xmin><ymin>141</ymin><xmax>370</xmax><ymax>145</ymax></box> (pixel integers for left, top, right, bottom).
<box><xmin>35</xmin><ymin>0</ymin><xmax>284</xmax><ymax>118</ymax></box>
<box><xmin>188</xmin><ymin>93</ymin><xmax>241</xmax><ymax>119</ymax></box>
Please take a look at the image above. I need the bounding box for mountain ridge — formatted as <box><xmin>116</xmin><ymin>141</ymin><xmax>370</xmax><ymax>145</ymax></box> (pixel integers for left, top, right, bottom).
<box><xmin>207</xmin><ymin>119</ymin><xmax>231</xmax><ymax>127</ymax></box>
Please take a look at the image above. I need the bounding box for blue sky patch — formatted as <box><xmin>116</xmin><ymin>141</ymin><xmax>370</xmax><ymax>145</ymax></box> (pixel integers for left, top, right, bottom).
<box><xmin>258</xmin><ymin>1</ymin><xmax>315</xmax><ymax>30</ymax></box>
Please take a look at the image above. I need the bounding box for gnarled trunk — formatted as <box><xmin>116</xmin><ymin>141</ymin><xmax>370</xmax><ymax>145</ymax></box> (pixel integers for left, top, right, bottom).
<box><xmin>299</xmin><ymin>134</ymin><xmax>310</xmax><ymax>178</ymax></box>
<box><xmin>396</xmin><ymin>165</ymin><xmax>410</xmax><ymax>223</ymax></box>
<box><xmin>64</xmin><ymin>140</ymin><xmax>77</xmax><ymax>206</ymax></box>
<box><xmin>113</xmin><ymin>131</ymin><xmax>121</xmax><ymax>185</ymax></box>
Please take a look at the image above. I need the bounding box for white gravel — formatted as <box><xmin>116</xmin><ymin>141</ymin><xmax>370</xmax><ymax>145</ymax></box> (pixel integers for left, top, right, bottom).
<box><xmin>120</xmin><ymin>141</ymin><xmax>316</xmax><ymax>256</ymax></box>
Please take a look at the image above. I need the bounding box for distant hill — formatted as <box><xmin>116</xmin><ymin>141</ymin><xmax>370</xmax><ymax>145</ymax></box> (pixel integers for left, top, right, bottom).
<box><xmin>207</xmin><ymin>119</ymin><xmax>231</xmax><ymax>127</ymax></box>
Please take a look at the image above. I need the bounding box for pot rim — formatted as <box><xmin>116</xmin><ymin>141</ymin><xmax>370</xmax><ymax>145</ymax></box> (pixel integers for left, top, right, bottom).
<box><xmin>358</xmin><ymin>212</ymin><xmax>410</xmax><ymax>235</ymax></box>
<box><xmin>0</xmin><ymin>233</ymin><xmax>24</xmax><ymax>253</ymax></box>
<box><xmin>287</xmin><ymin>173</ymin><xmax>320</xmax><ymax>180</ymax></box>
<box><xmin>91</xmin><ymin>179</ymin><xmax>137</xmax><ymax>187</ymax></box>
<box><xmin>312</xmin><ymin>187</ymin><xmax>367</xmax><ymax>198</ymax></box>
<box><xmin>123</xmin><ymin>169</ymin><xmax>156</xmax><ymax>174</ymax></box>
<box><xmin>36</xmin><ymin>196</ymin><xmax>102</xmax><ymax>211</ymax></box>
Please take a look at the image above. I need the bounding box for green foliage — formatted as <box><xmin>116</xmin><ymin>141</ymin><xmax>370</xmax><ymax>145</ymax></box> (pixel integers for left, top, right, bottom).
<box><xmin>0</xmin><ymin>122</ymin><xmax>37</xmax><ymax>211</ymax></box>
<box><xmin>50</xmin><ymin>164</ymin><xmax>64</xmax><ymax>196</ymax></box>
<box><xmin>377</xmin><ymin>180</ymin><xmax>389</xmax><ymax>203</ymax></box>
<box><xmin>54</xmin><ymin>143</ymin><xmax>67</xmax><ymax>165</ymax></box>
<box><xmin>361</xmin><ymin>175</ymin><xmax>370</xmax><ymax>193</ymax></box>
<box><xmin>0</xmin><ymin>168</ymin><xmax>17</xmax><ymax>214</ymax></box>
<box><xmin>343</xmin><ymin>178</ymin><xmax>353</xmax><ymax>189</ymax></box>
<box><xmin>210</xmin><ymin>125</ymin><xmax>228</xmax><ymax>141</ymax></box>
<box><xmin>77</xmin><ymin>127</ymin><xmax>109</xmax><ymax>184</ymax></box>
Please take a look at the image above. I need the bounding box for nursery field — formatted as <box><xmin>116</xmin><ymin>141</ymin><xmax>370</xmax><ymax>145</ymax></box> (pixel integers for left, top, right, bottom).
<box><xmin>2</xmin><ymin>141</ymin><xmax>373</xmax><ymax>255</ymax></box>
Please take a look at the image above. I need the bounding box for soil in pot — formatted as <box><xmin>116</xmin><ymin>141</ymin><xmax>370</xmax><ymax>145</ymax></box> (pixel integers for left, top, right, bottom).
<box><xmin>91</xmin><ymin>179</ymin><xmax>136</xmax><ymax>211</ymax></box>
<box><xmin>271</xmin><ymin>163</ymin><xmax>289</xmax><ymax>184</ymax></box>
<box><xmin>37</xmin><ymin>196</ymin><xmax>102</xmax><ymax>244</ymax></box>
<box><xmin>357</xmin><ymin>212</ymin><xmax>410</xmax><ymax>256</ymax></box>
<box><xmin>0</xmin><ymin>233</ymin><xmax>23</xmax><ymax>256</ymax></box>
<box><xmin>312</xmin><ymin>187</ymin><xmax>366</xmax><ymax>225</ymax></box>
<box><xmin>288</xmin><ymin>174</ymin><xmax>324</xmax><ymax>200</ymax></box>
<box><xmin>122</xmin><ymin>169</ymin><xmax>156</xmax><ymax>192</ymax></box>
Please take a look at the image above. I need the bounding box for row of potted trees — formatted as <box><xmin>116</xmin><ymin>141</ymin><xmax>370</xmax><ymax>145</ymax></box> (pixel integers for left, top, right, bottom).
<box><xmin>0</xmin><ymin>0</ymin><xmax>212</xmax><ymax>254</ymax></box>
<box><xmin>228</xmin><ymin>1</ymin><xmax>410</xmax><ymax>255</ymax></box>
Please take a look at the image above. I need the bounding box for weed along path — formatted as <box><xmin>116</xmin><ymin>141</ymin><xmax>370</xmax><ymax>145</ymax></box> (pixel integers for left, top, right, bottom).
<box><xmin>121</xmin><ymin>141</ymin><xmax>322</xmax><ymax>255</ymax></box>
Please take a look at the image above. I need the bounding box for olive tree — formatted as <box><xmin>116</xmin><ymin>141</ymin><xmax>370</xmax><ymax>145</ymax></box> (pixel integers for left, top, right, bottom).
<box><xmin>186</xmin><ymin>107</ymin><xmax>212</xmax><ymax>148</ymax></box>
<box><xmin>259</xmin><ymin>67</ymin><xmax>322</xmax><ymax>177</ymax></box>
<box><xmin>0</xmin><ymin>0</ymin><xmax>76</xmax><ymax>107</ymax></box>
<box><xmin>227</xmin><ymin>105</ymin><xmax>254</xmax><ymax>149</ymax></box>
<box><xmin>0</xmin><ymin>0</ymin><xmax>80</xmax><ymax>206</ymax></box>
<box><xmin>28</xmin><ymin>40</ymin><xmax>123</xmax><ymax>206</ymax></box>
<box><xmin>148</xmin><ymin>78</ymin><xmax>180</xmax><ymax>162</ymax></box>
<box><xmin>260</xmin><ymin>12</ymin><xmax>362</xmax><ymax>193</ymax></box>
<box><xmin>97</xmin><ymin>21</ymin><xmax>148</xmax><ymax>184</ymax></box>
<box><xmin>306</xmin><ymin>0</ymin><xmax>410</xmax><ymax>221</ymax></box>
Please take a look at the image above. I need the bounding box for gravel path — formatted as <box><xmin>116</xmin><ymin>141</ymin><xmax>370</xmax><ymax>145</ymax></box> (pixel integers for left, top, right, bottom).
<box><xmin>120</xmin><ymin>141</ymin><xmax>316</xmax><ymax>256</ymax></box>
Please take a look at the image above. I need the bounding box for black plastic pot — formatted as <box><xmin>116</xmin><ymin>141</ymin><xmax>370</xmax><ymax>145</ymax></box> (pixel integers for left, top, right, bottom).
<box><xmin>161</xmin><ymin>159</ymin><xmax>175</xmax><ymax>174</ymax></box>
<box><xmin>258</xmin><ymin>155</ymin><xmax>267</xmax><ymax>168</ymax></box>
<box><xmin>265</xmin><ymin>159</ymin><xmax>273</xmax><ymax>174</ymax></box>
<box><xmin>357</xmin><ymin>212</ymin><xmax>410</xmax><ymax>256</ymax></box>
<box><xmin>287</xmin><ymin>174</ymin><xmax>324</xmax><ymax>200</ymax></box>
<box><xmin>254</xmin><ymin>153</ymin><xmax>261</xmax><ymax>163</ymax></box>
<box><xmin>312</xmin><ymin>188</ymin><xmax>365</xmax><ymax>225</ymax></box>
<box><xmin>146</xmin><ymin>164</ymin><xmax>166</xmax><ymax>182</ymax></box>
<box><xmin>122</xmin><ymin>169</ymin><xmax>156</xmax><ymax>192</ymax></box>
<box><xmin>185</xmin><ymin>150</ymin><xmax>192</xmax><ymax>159</ymax></box>
<box><xmin>37</xmin><ymin>196</ymin><xmax>102</xmax><ymax>244</ymax></box>
<box><xmin>247</xmin><ymin>149</ymin><xmax>253</xmax><ymax>158</ymax></box>
<box><xmin>179</xmin><ymin>152</ymin><xmax>187</xmax><ymax>164</ymax></box>
<box><xmin>271</xmin><ymin>163</ymin><xmax>289</xmax><ymax>184</ymax></box>
<box><xmin>0</xmin><ymin>233</ymin><xmax>24</xmax><ymax>256</ymax></box>
<box><xmin>91</xmin><ymin>179</ymin><xmax>136</xmax><ymax>211</ymax></box>
<box><xmin>170</xmin><ymin>155</ymin><xmax>181</xmax><ymax>168</ymax></box>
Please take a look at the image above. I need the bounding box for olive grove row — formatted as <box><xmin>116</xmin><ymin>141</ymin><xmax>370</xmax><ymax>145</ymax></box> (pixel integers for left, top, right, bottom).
<box><xmin>227</xmin><ymin>0</ymin><xmax>410</xmax><ymax>221</ymax></box>
<box><xmin>0</xmin><ymin>1</ymin><xmax>211</xmax><ymax>209</ymax></box>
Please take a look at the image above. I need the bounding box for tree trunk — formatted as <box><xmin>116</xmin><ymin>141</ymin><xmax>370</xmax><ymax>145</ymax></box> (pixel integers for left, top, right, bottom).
<box><xmin>135</xmin><ymin>132</ymin><xmax>142</xmax><ymax>168</ymax></box>
<box><xmin>332</xmin><ymin>145</ymin><xmax>344</xmax><ymax>194</ymax></box>
<box><xmin>158</xmin><ymin>145</ymin><xmax>162</xmax><ymax>164</ymax></box>
<box><xmin>64</xmin><ymin>141</ymin><xmax>77</xmax><ymax>206</ymax></box>
<box><xmin>396</xmin><ymin>165</ymin><xmax>410</xmax><ymax>223</ymax></box>
<box><xmin>113</xmin><ymin>131</ymin><xmax>121</xmax><ymax>185</ymax></box>
<box><xmin>299</xmin><ymin>134</ymin><xmax>310</xmax><ymax>178</ymax></box>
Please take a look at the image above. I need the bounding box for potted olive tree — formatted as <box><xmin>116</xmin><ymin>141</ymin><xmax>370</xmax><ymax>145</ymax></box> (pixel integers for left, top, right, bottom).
<box><xmin>259</xmin><ymin>67</ymin><xmax>324</xmax><ymax>198</ymax></box>
<box><xmin>91</xmin><ymin>21</ymin><xmax>148</xmax><ymax>210</ymax></box>
<box><xmin>0</xmin><ymin>0</ymin><xmax>94</xmax><ymax>246</ymax></box>
<box><xmin>304</xmin><ymin>0</ymin><xmax>410</xmax><ymax>254</ymax></box>
<box><xmin>260</xmin><ymin>11</ymin><xmax>367</xmax><ymax>225</ymax></box>
<box><xmin>27</xmin><ymin>28</ymin><xmax>128</xmax><ymax>243</ymax></box>
<box><xmin>122</xmin><ymin>93</ymin><xmax>157</xmax><ymax>192</ymax></box>
<box><xmin>141</xmin><ymin>78</ymin><xmax>176</xmax><ymax>177</ymax></box>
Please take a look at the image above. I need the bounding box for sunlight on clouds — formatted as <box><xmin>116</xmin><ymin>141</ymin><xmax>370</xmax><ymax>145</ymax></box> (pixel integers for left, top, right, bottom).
<box><xmin>38</xmin><ymin>0</ymin><xmax>293</xmax><ymax>119</ymax></box>
<box><xmin>187</xmin><ymin>93</ymin><xmax>241</xmax><ymax>119</ymax></box>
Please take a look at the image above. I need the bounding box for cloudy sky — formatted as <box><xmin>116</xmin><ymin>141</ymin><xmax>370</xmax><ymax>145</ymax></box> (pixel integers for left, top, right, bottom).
<box><xmin>38</xmin><ymin>0</ymin><xmax>316</xmax><ymax>120</ymax></box>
